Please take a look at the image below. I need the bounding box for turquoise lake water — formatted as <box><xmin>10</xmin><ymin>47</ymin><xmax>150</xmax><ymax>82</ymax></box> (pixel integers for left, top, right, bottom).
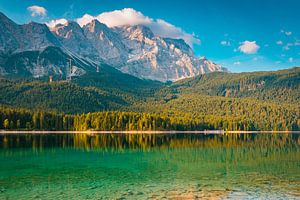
<box><xmin>0</xmin><ymin>133</ymin><xmax>299</xmax><ymax>199</ymax></box>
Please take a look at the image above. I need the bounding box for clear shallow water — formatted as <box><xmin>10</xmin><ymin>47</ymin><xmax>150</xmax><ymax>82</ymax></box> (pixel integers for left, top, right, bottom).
<box><xmin>0</xmin><ymin>133</ymin><xmax>299</xmax><ymax>199</ymax></box>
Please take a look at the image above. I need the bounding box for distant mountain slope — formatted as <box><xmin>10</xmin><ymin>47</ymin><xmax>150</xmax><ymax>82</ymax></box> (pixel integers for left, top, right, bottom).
<box><xmin>0</xmin><ymin>46</ymin><xmax>94</xmax><ymax>78</ymax></box>
<box><xmin>126</xmin><ymin>67</ymin><xmax>300</xmax><ymax>130</ymax></box>
<box><xmin>0</xmin><ymin>67</ymin><xmax>299</xmax><ymax>114</ymax></box>
<box><xmin>167</xmin><ymin>67</ymin><xmax>300</xmax><ymax>103</ymax></box>
<box><xmin>0</xmin><ymin>62</ymin><xmax>162</xmax><ymax>113</ymax></box>
<box><xmin>0</xmin><ymin>12</ymin><xmax>226</xmax><ymax>81</ymax></box>
<box><xmin>0</xmin><ymin>79</ymin><xmax>114</xmax><ymax>113</ymax></box>
<box><xmin>0</xmin><ymin>12</ymin><xmax>59</xmax><ymax>53</ymax></box>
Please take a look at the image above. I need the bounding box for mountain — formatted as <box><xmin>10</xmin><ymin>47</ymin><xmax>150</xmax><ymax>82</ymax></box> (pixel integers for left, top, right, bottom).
<box><xmin>83</xmin><ymin>20</ymin><xmax>128</xmax><ymax>66</ymax></box>
<box><xmin>0</xmin><ymin>12</ymin><xmax>20</xmax><ymax>53</ymax></box>
<box><xmin>50</xmin><ymin>21</ymin><xmax>94</xmax><ymax>58</ymax></box>
<box><xmin>113</xmin><ymin>25</ymin><xmax>225</xmax><ymax>81</ymax></box>
<box><xmin>0</xmin><ymin>12</ymin><xmax>59</xmax><ymax>53</ymax></box>
<box><xmin>0</xmin><ymin>14</ymin><xmax>299</xmax><ymax>131</ymax></box>
<box><xmin>0</xmin><ymin>12</ymin><xmax>226</xmax><ymax>82</ymax></box>
<box><xmin>0</xmin><ymin>46</ymin><xmax>93</xmax><ymax>78</ymax></box>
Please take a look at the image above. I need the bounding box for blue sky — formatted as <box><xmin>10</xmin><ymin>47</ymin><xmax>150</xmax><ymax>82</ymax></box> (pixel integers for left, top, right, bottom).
<box><xmin>0</xmin><ymin>0</ymin><xmax>299</xmax><ymax>72</ymax></box>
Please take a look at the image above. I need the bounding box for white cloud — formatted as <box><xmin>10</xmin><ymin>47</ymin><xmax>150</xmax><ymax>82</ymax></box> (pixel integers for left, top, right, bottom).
<box><xmin>76</xmin><ymin>14</ymin><xmax>96</xmax><ymax>27</ymax></box>
<box><xmin>289</xmin><ymin>57</ymin><xmax>293</xmax><ymax>63</ymax></box>
<box><xmin>276</xmin><ymin>40</ymin><xmax>283</xmax><ymax>45</ymax></box>
<box><xmin>27</xmin><ymin>5</ymin><xmax>47</xmax><ymax>17</ymax></box>
<box><xmin>76</xmin><ymin>8</ymin><xmax>200</xmax><ymax>47</ymax></box>
<box><xmin>148</xmin><ymin>19</ymin><xmax>201</xmax><ymax>46</ymax></box>
<box><xmin>220</xmin><ymin>40</ymin><xmax>231</xmax><ymax>46</ymax></box>
<box><xmin>97</xmin><ymin>8</ymin><xmax>152</xmax><ymax>27</ymax></box>
<box><xmin>46</xmin><ymin>19</ymin><xmax>68</xmax><ymax>28</ymax></box>
<box><xmin>238</xmin><ymin>41</ymin><xmax>260</xmax><ymax>54</ymax></box>
<box><xmin>234</xmin><ymin>61</ymin><xmax>241</xmax><ymax>65</ymax></box>
<box><xmin>285</xmin><ymin>31</ymin><xmax>292</xmax><ymax>36</ymax></box>
<box><xmin>280</xmin><ymin>29</ymin><xmax>292</xmax><ymax>36</ymax></box>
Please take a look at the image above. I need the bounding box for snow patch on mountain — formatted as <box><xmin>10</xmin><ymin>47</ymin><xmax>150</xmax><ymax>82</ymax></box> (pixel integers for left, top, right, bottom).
<box><xmin>0</xmin><ymin>11</ymin><xmax>226</xmax><ymax>82</ymax></box>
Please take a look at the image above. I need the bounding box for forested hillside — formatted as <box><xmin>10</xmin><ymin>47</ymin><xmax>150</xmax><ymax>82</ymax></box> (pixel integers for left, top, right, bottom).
<box><xmin>131</xmin><ymin>94</ymin><xmax>299</xmax><ymax>131</ymax></box>
<box><xmin>0</xmin><ymin>63</ymin><xmax>161</xmax><ymax>113</ymax></box>
<box><xmin>0</xmin><ymin>67</ymin><xmax>299</xmax><ymax>131</ymax></box>
<box><xmin>162</xmin><ymin>67</ymin><xmax>300</xmax><ymax>103</ymax></box>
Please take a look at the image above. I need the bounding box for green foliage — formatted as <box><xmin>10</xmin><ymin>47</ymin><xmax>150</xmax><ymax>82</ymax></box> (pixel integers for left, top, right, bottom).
<box><xmin>0</xmin><ymin>105</ymin><xmax>299</xmax><ymax>131</ymax></box>
<box><xmin>0</xmin><ymin>107</ymin><xmax>169</xmax><ymax>131</ymax></box>
<box><xmin>169</xmin><ymin>67</ymin><xmax>300</xmax><ymax>103</ymax></box>
<box><xmin>0</xmin><ymin>78</ymin><xmax>133</xmax><ymax>113</ymax></box>
<box><xmin>0</xmin><ymin>67</ymin><xmax>299</xmax><ymax>131</ymax></box>
<box><xmin>131</xmin><ymin>94</ymin><xmax>300</xmax><ymax>131</ymax></box>
<box><xmin>3</xmin><ymin>118</ymin><xmax>9</xmax><ymax>129</ymax></box>
<box><xmin>0</xmin><ymin>63</ymin><xmax>161</xmax><ymax>114</ymax></box>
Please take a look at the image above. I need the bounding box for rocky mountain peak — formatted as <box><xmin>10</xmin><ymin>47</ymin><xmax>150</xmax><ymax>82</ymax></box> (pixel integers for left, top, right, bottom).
<box><xmin>23</xmin><ymin>21</ymin><xmax>50</xmax><ymax>34</ymax></box>
<box><xmin>20</xmin><ymin>22</ymin><xmax>59</xmax><ymax>51</ymax></box>
<box><xmin>84</xmin><ymin>19</ymin><xmax>110</xmax><ymax>33</ymax></box>
<box><xmin>81</xmin><ymin>19</ymin><xmax>128</xmax><ymax>66</ymax></box>
<box><xmin>0</xmin><ymin>12</ymin><xmax>17</xmax><ymax>27</ymax></box>
<box><xmin>0</xmin><ymin>12</ymin><xmax>21</xmax><ymax>53</ymax></box>
<box><xmin>52</xmin><ymin>21</ymin><xmax>83</xmax><ymax>39</ymax></box>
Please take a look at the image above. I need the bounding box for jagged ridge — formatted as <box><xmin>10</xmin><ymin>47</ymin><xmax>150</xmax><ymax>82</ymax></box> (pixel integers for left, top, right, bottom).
<box><xmin>0</xmin><ymin>12</ymin><xmax>226</xmax><ymax>82</ymax></box>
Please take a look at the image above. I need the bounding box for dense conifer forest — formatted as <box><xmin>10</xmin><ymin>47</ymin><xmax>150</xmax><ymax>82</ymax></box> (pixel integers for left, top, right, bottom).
<box><xmin>0</xmin><ymin>67</ymin><xmax>299</xmax><ymax>131</ymax></box>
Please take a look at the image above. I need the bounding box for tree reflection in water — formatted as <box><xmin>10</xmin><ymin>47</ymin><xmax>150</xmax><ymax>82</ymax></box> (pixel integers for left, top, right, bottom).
<box><xmin>0</xmin><ymin>133</ymin><xmax>299</xmax><ymax>199</ymax></box>
<box><xmin>1</xmin><ymin>133</ymin><xmax>299</xmax><ymax>151</ymax></box>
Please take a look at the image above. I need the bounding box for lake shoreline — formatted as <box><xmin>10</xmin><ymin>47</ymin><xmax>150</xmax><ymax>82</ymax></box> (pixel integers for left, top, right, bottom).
<box><xmin>0</xmin><ymin>130</ymin><xmax>299</xmax><ymax>134</ymax></box>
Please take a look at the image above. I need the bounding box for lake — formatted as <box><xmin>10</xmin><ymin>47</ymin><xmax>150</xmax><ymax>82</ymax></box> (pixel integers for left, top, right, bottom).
<box><xmin>0</xmin><ymin>132</ymin><xmax>299</xmax><ymax>199</ymax></box>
